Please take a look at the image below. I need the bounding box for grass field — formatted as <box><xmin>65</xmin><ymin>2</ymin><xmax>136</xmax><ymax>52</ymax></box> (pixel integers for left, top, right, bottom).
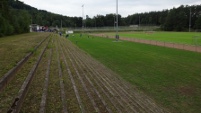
<box><xmin>0</xmin><ymin>32</ymin><xmax>49</xmax><ymax>77</ymax></box>
<box><xmin>2</xmin><ymin>33</ymin><xmax>167</xmax><ymax>112</ymax></box>
<box><xmin>69</xmin><ymin>34</ymin><xmax>201</xmax><ymax>113</ymax></box>
<box><xmin>104</xmin><ymin>32</ymin><xmax>201</xmax><ymax>45</ymax></box>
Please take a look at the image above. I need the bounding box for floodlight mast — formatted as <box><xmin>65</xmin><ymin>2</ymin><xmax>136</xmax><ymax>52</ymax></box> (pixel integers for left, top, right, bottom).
<box><xmin>189</xmin><ymin>7</ymin><xmax>191</xmax><ymax>32</ymax></box>
<box><xmin>82</xmin><ymin>4</ymin><xmax>84</xmax><ymax>33</ymax></box>
<box><xmin>139</xmin><ymin>15</ymin><xmax>140</xmax><ymax>28</ymax></box>
<box><xmin>115</xmin><ymin>0</ymin><xmax>119</xmax><ymax>41</ymax></box>
<box><xmin>60</xmin><ymin>20</ymin><xmax>62</xmax><ymax>34</ymax></box>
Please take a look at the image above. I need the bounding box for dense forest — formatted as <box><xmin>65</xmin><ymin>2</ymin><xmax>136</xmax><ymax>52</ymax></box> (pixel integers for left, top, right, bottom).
<box><xmin>0</xmin><ymin>0</ymin><xmax>201</xmax><ymax>37</ymax></box>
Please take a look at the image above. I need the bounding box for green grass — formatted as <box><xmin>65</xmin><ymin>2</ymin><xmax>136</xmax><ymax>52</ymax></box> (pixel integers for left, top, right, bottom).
<box><xmin>0</xmin><ymin>32</ymin><xmax>50</xmax><ymax>77</ymax></box>
<box><xmin>105</xmin><ymin>32</ymin><xmax>201</xmax><ymax>45</ymax></box>
<box><xmin>69</xmin><ymin>34</ymin><xmax>201</xmax><ymax>113</ymax></box>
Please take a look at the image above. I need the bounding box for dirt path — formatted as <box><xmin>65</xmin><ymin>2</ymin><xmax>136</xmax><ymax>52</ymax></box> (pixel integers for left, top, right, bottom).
<box><xmin>0</xmin><ymin>34</ymin><xmax>169</xmax><ymax>112</ymax></box>
<box><xmin>92</xmin><ymin>34</ymin><xmax>201</xmax><ymax>53</ymax></box>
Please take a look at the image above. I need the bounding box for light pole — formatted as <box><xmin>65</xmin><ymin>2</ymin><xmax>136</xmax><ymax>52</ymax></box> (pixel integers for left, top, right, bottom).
<box><xmin>94</xmin><ymin>17</ymin><xmax>96</xmax><ymax>29</ymax></box>
<box><xmin>189</xmin><ymin>7</ymin><xmax>192</xmax><ymax>32</ymax></box>
<box><xmin>139</xmin><ymin>15</ymin><xmax>140</xmax><ymax>29</ymax></box>
<box><xmin>82</xmin><ymin>4</ymin><xmax>84</xmax><ymax>33</ymax></box>
<box><xmin>114</xmin><ymin>14</ymin><xmax>115</xmax><ymax>30</ymax></box>
<box><xmin>115</xmin><ymin>0</ymin><xmax>119</xmax><ymax>41</ymax></box>
<box><xmin>61</xmin><ymin>20</ymin><xmax>62</xmax><ymax>29</ymax></box>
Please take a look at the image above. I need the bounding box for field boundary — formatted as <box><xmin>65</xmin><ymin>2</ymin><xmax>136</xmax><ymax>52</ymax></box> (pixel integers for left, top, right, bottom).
<box><xmin>92</xmin><ymin>34</ymin><xmax>201</xmax><ymax>53</ymax></box>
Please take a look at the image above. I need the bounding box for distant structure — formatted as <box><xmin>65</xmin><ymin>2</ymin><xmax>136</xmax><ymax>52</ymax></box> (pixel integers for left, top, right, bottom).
<box><xmin>66</xmin><ymin>30</ymin><xmax>74</xmax><ymax>34</ymax></box>
<box><xmin>29</xmin><ymin>24</ymin><xmax>40</xmax><ymax>32</ymax></box>
<box><xmin>129</xmin><ymin>25</ymin><xmax>139</xmax><ymax>28</ymax></box>
<box><xmin>29</xmin><ymin>24</ymin><xmax>50</xmax><ymax>32</ymax></box>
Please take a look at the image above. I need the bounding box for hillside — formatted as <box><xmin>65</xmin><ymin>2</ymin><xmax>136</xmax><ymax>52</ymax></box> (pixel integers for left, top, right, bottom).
<box><xmin>1</xmin><ymin>0</ymin><xmax>201</xmax><ymax>37</ymax></box>
<box><xmin>0</xmin><ymin>0</ymin><xmax>82</xmax><ymax>37</ymax></box>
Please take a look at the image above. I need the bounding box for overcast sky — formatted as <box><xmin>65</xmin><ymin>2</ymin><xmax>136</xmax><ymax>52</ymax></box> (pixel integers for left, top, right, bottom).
<box><xmin>20</xmin><ymin>0</ymin><xmax>201</xmax><ymax>17</ymax></box>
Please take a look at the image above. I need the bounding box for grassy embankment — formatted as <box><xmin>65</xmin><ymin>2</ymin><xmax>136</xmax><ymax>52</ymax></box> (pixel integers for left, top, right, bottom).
<box><xmin>0</xmin><ymin>32</ymin><xmax>49</xmax><ymax>77</ymax></box>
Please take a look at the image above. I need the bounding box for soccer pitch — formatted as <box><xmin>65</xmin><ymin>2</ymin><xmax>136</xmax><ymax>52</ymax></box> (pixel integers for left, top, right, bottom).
<box><xmin>69</xmin><ymin>33</ymin><xmax>201</xmax><ymax>113</ymax></box>
<box><xmin>105</xmin><ymin>31</ymin><xmax>201</xmax><ymax>45</ymax></box>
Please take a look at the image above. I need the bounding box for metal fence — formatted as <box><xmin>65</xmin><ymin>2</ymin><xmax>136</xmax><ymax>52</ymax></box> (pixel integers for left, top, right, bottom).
<box><xmin>68</xmin><ymin>26</ymin><xmax>160</xmax><ymax>32</ymax></box>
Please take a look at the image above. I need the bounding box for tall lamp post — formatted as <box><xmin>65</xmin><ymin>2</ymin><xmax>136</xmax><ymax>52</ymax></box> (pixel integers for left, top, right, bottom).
<box><xmin>189</xmin><ymin>7</ymin><xmax>192</xmax><ymax>32</ymax></box>
<box><xmin>61</xmin><ymin>20</ymin><xmax>62</xmax><ymax>29</ymax></box>
<box><xmin>115</xmin><ymin>0</ymin><xmax>119</xmax><ymax>41</ymax></box>
<box><xmin>139</xmin><ymin>15</ymin><xmax>141</xmax><ymax>30</ymax></box>
<box><xmin>82</xmin><ymin>4</ymin><xmax>84</xmax><ymax>33</ymax></box>
<box><xmin>113</xmin><ymin>14</ymin><xmax>116</xmax><ymax>31</ymax></box>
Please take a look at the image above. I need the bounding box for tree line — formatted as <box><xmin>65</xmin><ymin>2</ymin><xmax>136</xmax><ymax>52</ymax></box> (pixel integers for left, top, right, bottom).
<box><xmin>0</xmin><ymin>0</ymin><xmax>28</xmax><ymax>36</ymax></box>
<box><xmin>1</xmin><ymin>0</ymin><xmax>201</xmax><ymax>37</ymax></box>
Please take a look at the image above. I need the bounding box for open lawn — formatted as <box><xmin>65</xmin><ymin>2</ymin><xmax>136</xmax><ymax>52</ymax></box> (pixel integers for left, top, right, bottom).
<box><xmin>69</xmin><ymin>34</ymin><xmax>201</xmax><ymax>113</ymax></box>
<box><xmin>104</xmin><ymin>32</ymin><xmax>201</xmax><ymax>45</ymax></box>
